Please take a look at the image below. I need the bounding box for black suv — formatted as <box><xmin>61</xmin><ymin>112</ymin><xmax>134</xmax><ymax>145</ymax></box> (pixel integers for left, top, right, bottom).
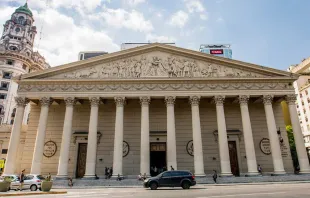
<box><xmin>143</xmin><ymin>170</ymin><xmax>196</xmax><ymax>190</ymax></box>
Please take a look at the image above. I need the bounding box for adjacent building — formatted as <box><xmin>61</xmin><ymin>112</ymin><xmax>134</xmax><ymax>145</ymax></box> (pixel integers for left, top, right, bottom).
<box><xmin>0</xmin><ymin>3</ymin><xmax>49</xmax><ymax>164</ymax></box>
<box><xmin>78</xmin><ymin>51</ymin><xmax>108</xmax><ymax>61</ymax></box>
<box><xmin>4</xmin><ymin>43</ymin><xmax>310</xmax><ymax>178</ymax></box>
<box><xmin>199</xmin><ymin>44</ymin><xmax>232</xmax><ymax>59</ymax></box>
<box><xmin>287</xmin><ymin>58</ymin><xmax>310</xmax><ymax>157</ymax></box>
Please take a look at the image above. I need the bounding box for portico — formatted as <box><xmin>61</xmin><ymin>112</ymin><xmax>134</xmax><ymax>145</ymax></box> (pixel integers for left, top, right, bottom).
<box><xmin>4</xmin><ymin>44</ymin><xmax>310</xmax><ymax>178</ymax></box>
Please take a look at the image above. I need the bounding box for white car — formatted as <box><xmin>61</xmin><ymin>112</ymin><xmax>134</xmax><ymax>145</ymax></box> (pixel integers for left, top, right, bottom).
<box><xmin>0</xmin><ymin>174</ymin><xmax>44</xmax><ymax>191</ymax></box>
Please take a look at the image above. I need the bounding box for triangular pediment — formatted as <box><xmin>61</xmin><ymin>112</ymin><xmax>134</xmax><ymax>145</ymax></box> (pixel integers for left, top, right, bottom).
<box><xmin>20</xmin><ymin>43</ymin><xmax>295</xmax><ymax>80</ymax></box>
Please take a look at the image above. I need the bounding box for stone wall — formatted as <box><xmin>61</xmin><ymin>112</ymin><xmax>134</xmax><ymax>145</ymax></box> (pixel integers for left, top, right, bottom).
<box><xmin>18</xmin><ymin>99</ymin><xmax>294</xmax><ymax>176</ymax></box>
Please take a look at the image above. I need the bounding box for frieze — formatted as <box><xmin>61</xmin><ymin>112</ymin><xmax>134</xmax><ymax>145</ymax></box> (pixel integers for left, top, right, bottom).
<box><xmin>54</xmin><ymin>53</ymin><xmax>267</xmax><ymax>79</ymax></box>
<box><xmin>18</xmin><ymin>82</ymin><xmax>293</xmax><ymax>93</ymax></box>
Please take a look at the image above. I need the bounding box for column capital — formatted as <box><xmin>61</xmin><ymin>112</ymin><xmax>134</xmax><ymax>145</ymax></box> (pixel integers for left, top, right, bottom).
<box><xmin>213</xmin><ymin>95</ymin><xmax>225</xmax><ymax>105</ymax></box>
<box><xmin>64</xmin><ymin>97</ymin><xmax>77</xmax><ymax>107</ymax></box>
<box><xmin>189</xmin><ymin>96</ymin><xmax>200</xmax><ymax>106</ymax></box>
<box><xmin>165</xmin><ymin>96</ymin><xmax>176</xmax><ymax>106</ymax></box>
<box><xmin>262</xmin><ymin>95</ymin><xmax>273</xmax><ymax>105</ymax></box>
<box><xmin>39</xmin><ymin>97</ymin><xmax>53</xmax><ymax>107</ymax></box>
<box><xmin>285</xmin><ymin>94</ymin><xmax>297</xmax><ymax>105</ymax></box>
<box><xmin>239</xmin><ymin>95</ymin><xmax>249</xmax><ymax>105</ymax></box>
<box><xmin>89</xmin><ymin>97</ymin><xmax>100</xmax><ymax>107</ymax></box>
<box><xmin>140</xmin><ymin>96</ymin><xmax>151</xmax><ymax>106</ymax></box>
<box><xmin>114</xmin><ymin>97</ymin><xmax>126</xmax><ymax>107</ymax></box>
<box><xmin>15</xmin><ymin>97</ymin><xmax>29</xmax><ymax>107</ymax></box>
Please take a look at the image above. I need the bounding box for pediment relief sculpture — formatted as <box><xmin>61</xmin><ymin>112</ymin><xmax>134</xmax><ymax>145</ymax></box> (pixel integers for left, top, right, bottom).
<box><xmin>53</xmin><ymin>54</ymin><xmax>269</xmax><ymax>79</ymax></box>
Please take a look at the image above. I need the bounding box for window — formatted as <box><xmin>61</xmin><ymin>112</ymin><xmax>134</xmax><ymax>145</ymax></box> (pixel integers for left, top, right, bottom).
<box><xmin>0</xmin><ymin>94</ymin><xmax>7</xmax><ymax>99</ymax></box>
<box><xmin>6</xmin><ymin>60</ymin><xmax>14</xmax><ymax>65</ymax></box>
<box><xmin>0</xmin><ymin>82</ymin><xmax>9</xmax><ymax>90</ymax></box>
<box><xmin>11</xmin><ymin>108</ymin><xmax>16</xmax><ymax>117</ymax></box>
<box><xmin>0</xmin><ymin>105</ymin><xmax>3</xmax><ymax>115</ymax></box>
<box><xmin>24</xmin><ymin>175</ymin><xmax>34</xmax><ymax>180</ymax></box>
<box><xmin>306</xmin><ymin>90</ymin><xmax>309</xmax><ymax>95</ymax></box>
<box><xmin>18</xmin><ymin>16</ymin><xmax>24</xmax><ymax>24</ymax></box>
<box><xmin>162</xmin><ymin>172</ymin><xmax>172</xmax><ymax>177</ymax></box>
<box><xmin>3</xmin><ymin>72</ymin><xmax>12</xmax><ymax>79</ymax></box>
<box><xmin>10</xmin><ymin>119</ymin><xmax>14</xmax><ymax>125</ymax></box>
<box><xmin>1</xmin><ymin>149</ymin><xmax>7</xmax><ymax>154</ymax></box>
<box><xmin>9</xmin><ymin>46</ymin><xmax>17</xmax><ymax>51</ymax></box>
<box><xmin>15</xmin><ymin>27</ymin><xmax>20</xmax><ymax>33</ymax></box>
<box><xmin>22</xmin><ymin>64</ymin><xmax>27</xmax><ymax>70</ymax></box>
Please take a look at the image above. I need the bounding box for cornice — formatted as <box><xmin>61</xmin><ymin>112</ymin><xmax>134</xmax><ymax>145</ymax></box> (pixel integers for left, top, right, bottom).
<box><xmin>20</xmin><ymin>44</ymin><xmax>295</xmax><ymax>80</ymax></box>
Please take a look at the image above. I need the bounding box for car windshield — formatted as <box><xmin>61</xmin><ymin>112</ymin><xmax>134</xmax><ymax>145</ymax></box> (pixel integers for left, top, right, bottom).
<box><xmin>156</xmin><ymin>173</ymin><xmax>164</xmax><ymax>178</ymax></box>
<box><xmin>37</xmin><ymin>175</ymin><xmax>45</xmax><ymax>180</ymax></box>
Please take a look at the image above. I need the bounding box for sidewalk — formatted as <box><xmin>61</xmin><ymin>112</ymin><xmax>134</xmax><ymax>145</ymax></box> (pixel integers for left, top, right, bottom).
<box><xmin>0</xmin><ymin>190</ymin><xmax>67</xmax><ymax>197</ymax></box>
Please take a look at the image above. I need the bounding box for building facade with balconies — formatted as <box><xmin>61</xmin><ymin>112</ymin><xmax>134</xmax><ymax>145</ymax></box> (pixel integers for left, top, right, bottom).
<box><xmin>0</xmin><ymin>3</ymin><xmax>49</xmax><ymax>166</ymax></box>
<box><xmin>288</xmin><ymin>58</ymin><xmax>310</xmax><ymax>159</ymax></box>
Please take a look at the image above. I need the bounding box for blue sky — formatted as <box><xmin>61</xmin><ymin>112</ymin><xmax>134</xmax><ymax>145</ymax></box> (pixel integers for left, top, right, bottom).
<box><xmin>0</xmin><ymin>0</ymin><xmax>309</xmax><ymax>70</ymax></box>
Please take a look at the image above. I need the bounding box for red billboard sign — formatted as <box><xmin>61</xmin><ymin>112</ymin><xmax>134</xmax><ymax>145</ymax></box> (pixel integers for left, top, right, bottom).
<box><xmin>210</xmin><ymin>49</ymin><xmax>223</xmax><ymax>55</ymax></box>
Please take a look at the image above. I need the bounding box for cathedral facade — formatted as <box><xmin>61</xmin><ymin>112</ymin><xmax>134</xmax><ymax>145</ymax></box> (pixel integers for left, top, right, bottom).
<box><xmin>3</xmin><ymin>43</ymin><xmax>310</xmax><ymax>178</ymax></box>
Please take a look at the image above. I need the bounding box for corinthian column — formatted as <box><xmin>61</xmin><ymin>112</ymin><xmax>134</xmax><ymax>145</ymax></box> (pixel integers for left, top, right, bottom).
<box><xmin>112</xmin><ymin>97</ymin><xmax>126</xmax><ymax>177</ymax></box>
<box><xmin>31</xmin><ymin>97</ymin><xmax>53</xmax><ymax>174</ymax></box>
<box><xmin>140</xmin><ymin>96</ymin><xmax>150</xmax><ymax>176</ymax></box>
<box><xmin>263</xmin><ymin>95</ymin><xmax>285</xmax><ymax>175</ymax></box>
<box><xmin>84</xmin><ymin>97</ymin><xmax>100</xmax><ymax>179</ymax></box>
<box><xmin>239</xmin><ymin>95</ymin><xmax>259</xmax><ymax>176</ymax></box>
<box><xmin>214</xmin><ymin>95</ymin><xmax>232</xmax><ymax>176</ymax></box>
<box><xmin>4</xmin><ymin>97</ymin><xmax>29</xmax><ymax>174</ymax></box>
<box><xmin>165</xmin><ymin>96</ymin><xmax>177</xmax><ymax>170</ymax></box>
<box><xmin>189</xmin><ymin>96</ymin><xmax>205</xmax><ymax>176</ymax></box>
<box><xmin>286</xmin><ymin>94</ymin><xmax>310</xmax><ymax>173</ymax></box>
<box><xmin>57</xmin><ymin>97</ymin><xmax>77</xmax><ymax>179</ymax></box>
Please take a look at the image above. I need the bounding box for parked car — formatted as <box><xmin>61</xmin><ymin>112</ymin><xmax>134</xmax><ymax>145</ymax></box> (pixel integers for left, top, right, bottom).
<box><xmin>143</xmin><ymin>170</ymin><xmax>196</xmax><ymax>190</ymax></box>
<box><xmin>0</xmin><ymin>174</ymin><xmax>44</xmax><ymax>191</ymax></box>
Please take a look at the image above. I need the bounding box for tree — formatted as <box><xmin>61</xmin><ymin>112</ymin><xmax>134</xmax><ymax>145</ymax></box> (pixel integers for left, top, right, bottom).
<box><xmin>286</xmin><ymin>125</ymin><xmax>299</xmax><ymax>171</ymax></box>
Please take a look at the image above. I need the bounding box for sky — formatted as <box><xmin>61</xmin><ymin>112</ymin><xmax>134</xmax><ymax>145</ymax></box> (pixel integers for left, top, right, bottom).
<box><xmin>0</xmin><ymin>0</ymin><xmax>309</xmax><ymax>70</ymax></box>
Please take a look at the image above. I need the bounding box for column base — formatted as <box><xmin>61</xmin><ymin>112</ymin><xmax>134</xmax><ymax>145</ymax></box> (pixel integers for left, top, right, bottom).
<box><xmin>194</xmin><ymin>173</ymin><xmax>206</xmax><ymax>178</ymax></box>
<box><xmin>245</xmin><ymin>173</ymin><xmax>262</xmax><ymax>177</ymax></box>
<box><xmin>296</xmin><ymin>171</ymin><xmax>310</xmax><ymax>175</ymax></box>
<box><xmin>220</xmin><ymin>173</ymin><xmax>233</xmax><ymax>177</ymax></box>
<box><xmin>82</xmin><ymin>175</ymin><xmax>97</xmax><ymax>180</ymax></box>
<box><xmin>55</xmin><ymin>175</ymin><xmax>69</xmax><ymax>180</ymax></box>
<box><xmin>271</xmin><ymin>171</ymin><xmax>286</xmax><ymax>176</ymax></box>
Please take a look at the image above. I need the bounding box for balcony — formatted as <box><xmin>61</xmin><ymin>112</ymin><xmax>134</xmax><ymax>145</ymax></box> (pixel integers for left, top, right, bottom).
<box><xmin>0</xmin><ymin>87</ymin><xmax>8</xmax><ymax>91</ymax></box>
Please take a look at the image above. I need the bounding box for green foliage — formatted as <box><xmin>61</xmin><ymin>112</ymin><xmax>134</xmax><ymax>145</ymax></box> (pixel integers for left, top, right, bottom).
<box><xmin>286</xmin><ymin>125</ymin><xmax>299</xmax><ymax>171</ymax></box>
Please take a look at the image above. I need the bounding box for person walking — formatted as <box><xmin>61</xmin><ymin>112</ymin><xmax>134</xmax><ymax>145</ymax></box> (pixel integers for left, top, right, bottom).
<box><xmin>212</xmin><ymin>170</ymin><xmax>218</xmax><ymax>183</ymax></box>
<box><xmin>19</xmin><ymin>169</ymin><xmax>25</xmax><ymax>191</ymax></box>
<box><xmin>170</xmin><ymin>166</ymin><xmax>175</xmax><ymax>171</ymax></box>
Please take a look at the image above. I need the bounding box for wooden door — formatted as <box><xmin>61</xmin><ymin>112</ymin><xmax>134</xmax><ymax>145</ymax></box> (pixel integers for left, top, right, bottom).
<box><xmin>76</xmin><ymin>143</ymin><xmax>87</xmax><ymax>178</ymax></box>
<box><xmin>228</xmin><ymin>141</ymin><xmax>240</xmax><ymax>176</ymax></box>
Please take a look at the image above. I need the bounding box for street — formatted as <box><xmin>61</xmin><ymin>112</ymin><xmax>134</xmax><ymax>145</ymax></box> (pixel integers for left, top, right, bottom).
<box><xmin>14</xmin><ymin>183</ymin><xmax>310</xmax><ymax>198</ymax></box>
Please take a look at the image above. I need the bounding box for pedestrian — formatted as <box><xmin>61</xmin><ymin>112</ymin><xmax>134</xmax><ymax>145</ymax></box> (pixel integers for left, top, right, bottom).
<box><xmin>105</xmin><ymin>167</ymin><xmax>108</xmax><ymax>179</ymax></box>
<box><xmin>212</xmin><ymin>170</ymin><xmax>218</xmax><ymax>183</ymax></box>
<box><xmin>19</xmin><ymin>169</ymin><xmax>25</xmax><ymax>191</ymax></box>
<box><xmin>116</xmin><ymin>174</ymin><xmax>122</xmax><ymax>181</ymax></box>
<box><xmin>258</xmin><ymin>164</ymin><xmax>262</xmax><ymax>174</ymax></box>
<box><xmin>170</xmin><ymin>165</ymin><xmax>174</xmax><ymax>171</ymax></box>
<box><xmin>154</xmin><ymin>166</ymin><xmax>158</xmax><ymax>175</ymax></box>
<box><xmin>143</xmin><ymin>173</ymin><xmax>147</xmax><ymax>180</ymax></box>
<box><xmin>46</xmin><ymin>173</ymin><xmax>51</xmax><ymax>181</ymax></box>
<box><xmin>68</xmin><ymin>177</ymin><xmax>73</xmax><ymax>187</ymax></box>
<box><xmin>109</xmin><ymin>167</ymin><xmax>113</xmax><ymax>178</ymax></box>
<box><xmin>138</xmin><ymin>173</ymin><xmax>142</xmax><ymax>181</ymax></box>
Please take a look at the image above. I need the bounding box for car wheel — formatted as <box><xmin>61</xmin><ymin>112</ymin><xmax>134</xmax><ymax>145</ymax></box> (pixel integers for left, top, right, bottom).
<box><xmin>182</xmin><ymin>181</ymin><xmax>190</xmax><ymax>189</ymax></box>
<box><xmin>150</xmin><ymin>182</ymin><xmax>158</xmax><ymax>190</ymax></box>
<box><xmin>30</xmin><ymin>185</ymin><xmax>38</xmax><ymax>191</ymax></box>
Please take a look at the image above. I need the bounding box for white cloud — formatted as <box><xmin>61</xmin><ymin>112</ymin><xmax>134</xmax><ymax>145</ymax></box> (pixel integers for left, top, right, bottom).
<box><xmin>101</xmin><ymin>8</ymin><xmax>153</xmax><ymax>32</ymax></box>
<box><xmin>184</xmin><ymin>0</ymin><xmax>204</xmax><ymax>13</ymax></box>
<box><xmin>200</xmin><ymin>13</ymin><xmax>208</xmax><ymax>20</ymax></box>
<box><xmin>146</xmin><ymin>34</ymin><xmax>176</xmax><ymax>43</ymax></box>
<box><xmin>126</xmin><ymin>0</ymin><xmax>146</xmax><ymax>6</ymax></box>
<box><xmin>217</xmin><ymin>17</ymin><xmax>224</xmax><ymax>22</ymax></box>
<box><xmin>0</xmin><ymin>6</ymin><xmax>119</xmax><ymax>66</ymax></box>
<box><xmin>169</xmin><ymin>10</ymin><xmax>189</xmax><ymax>28</ymax></box>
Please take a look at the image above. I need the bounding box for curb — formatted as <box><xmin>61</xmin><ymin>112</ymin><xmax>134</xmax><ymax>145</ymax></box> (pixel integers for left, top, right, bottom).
<box><xmin>0</xmin><ymin>191</ymin><xmax>67</xmax><ymax>197</ymax></box>
<box><xmin>52</xmin><ymin>181</ymin><xmax>310</xmax><ymax>189</ymax></box>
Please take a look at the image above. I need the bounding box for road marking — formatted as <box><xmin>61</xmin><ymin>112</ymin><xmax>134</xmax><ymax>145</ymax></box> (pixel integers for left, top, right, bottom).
<box><xmin>196</xmin><ymin>191</ymin><xmax>286</xmax><ymax>198</ymax></box>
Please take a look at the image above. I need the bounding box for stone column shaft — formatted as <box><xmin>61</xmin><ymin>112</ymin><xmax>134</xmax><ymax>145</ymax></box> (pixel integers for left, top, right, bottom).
<box><xmin>84</xmin><ymin>97</ymin><xmax>100</xmax><ymax>178</ymax></box>
<box><xmin>286</xmin><ymin>95</ymin><xmax>310</xmax><ymax>173</ymax></box>
<box><xmin>165</xmin><ymin>96</ymin><xmax>177</xmax><ymax>170</ymax></box>
<box><xmin>57</xmin><ymin>97</ymin><xmax>76</xmax><ymax>178</ymax></box>
<box><xmin>190</xmin><ymin>96</ymin><xmax>205</xmax><ymax>176</ymax></box>
<box><xmin>112</xmin><ymin>97</ymin><xmax>126</xmax><ymax>177</ymax></box>
<box><xmin>31</xmin><ymin>97</ymin><xmax>53</xmax><ymax>174</ymax></box>
<box><xmin>4</xmin><ymin>97</ymin><xmax>28</xmax><ymax>174</ymax></box>
<box><xmin>239</xmin><ymin>95</ymin><xmax>259</xmax><ymax>175</ymax></box>
<box><xmin>140</xmin><ymin>97</ymin><xmax>150</xmax><ymax>176</ymax></box>
<box><xmin>214</xmin><ymin>96</ymin><xmax>232</xmax><ymax>176</ymax></box>
<box><xmin>263</xmin><ymin>95</ymin><xmax>285</xmax><ymax>175</ymax></box>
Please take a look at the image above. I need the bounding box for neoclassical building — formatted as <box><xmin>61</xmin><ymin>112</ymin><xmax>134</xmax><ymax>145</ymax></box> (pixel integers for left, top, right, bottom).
<box><xmin>4</xmin><ymin>44</ymin><xmax>310</xmax><ymax>178</ymax></box>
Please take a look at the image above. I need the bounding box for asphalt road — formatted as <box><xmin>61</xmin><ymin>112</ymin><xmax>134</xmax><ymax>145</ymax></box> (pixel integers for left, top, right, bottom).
<box><xmin>16</xmin><ymin>183</ymin><xmax>310</xmax><ymax>198</ymax></box>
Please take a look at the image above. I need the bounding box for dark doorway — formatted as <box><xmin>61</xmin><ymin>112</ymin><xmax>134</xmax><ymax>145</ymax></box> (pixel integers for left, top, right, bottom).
<box><xmin>228</xmin><ymin>141</ymin><xmax>240</xmax><ymax>176</ymax></box>
<box><xmin>76</xmin><ymin>143</ymin><xmax>87</xmax><ymax>178</ymax></box>
<box><xmin>150</xmin><ymin>142</ymin><xmax>166</xmax><ymax>176</ymax></box>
